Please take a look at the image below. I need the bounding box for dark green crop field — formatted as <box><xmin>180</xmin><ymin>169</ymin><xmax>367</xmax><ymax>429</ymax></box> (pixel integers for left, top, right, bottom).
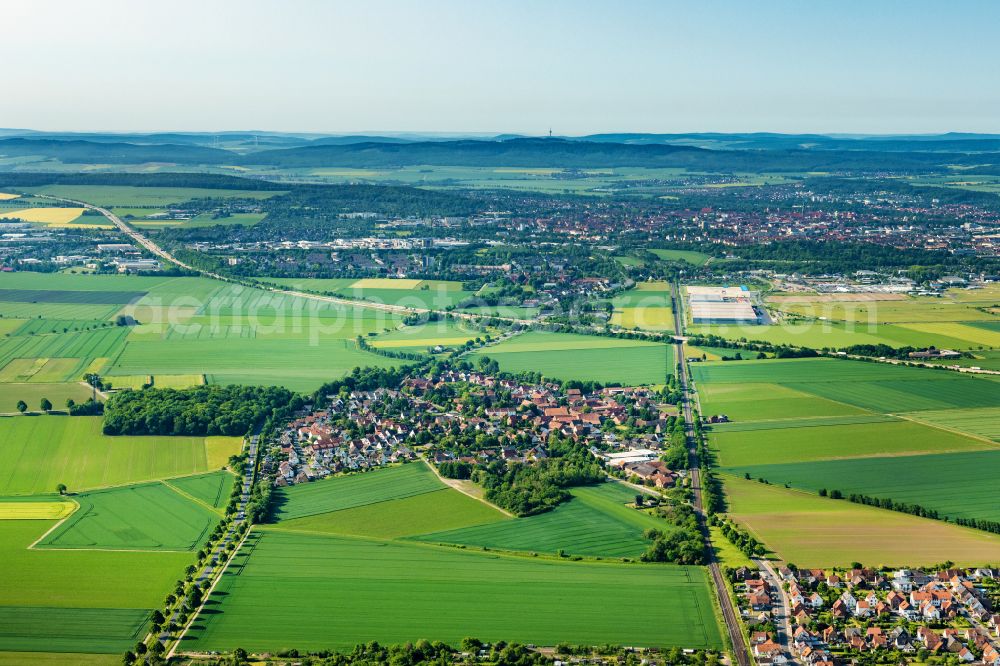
<box><xmin>414</xmin><ymin>483</ymin><xmax>667</xmax><ymax>558</ymax></box>
<box><xmin>726</xmin><ymin>449</ymin><xmax>1000</xmax><ymax>523</ymax></box>
<box><xmin>273</xmin><ymin>463</ymin><xmax>444</xmax><ymax>521</ymax></box>
<box><xmin>184</xmin><ymin>530</ymin><xmax>724</xmax><ymax>652</ymax></box>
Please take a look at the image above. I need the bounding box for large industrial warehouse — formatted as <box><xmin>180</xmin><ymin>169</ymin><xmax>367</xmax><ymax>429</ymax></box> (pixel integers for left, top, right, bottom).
<box><xmin>686</xmin><ymin>286</ymin><xmax>761</xmax><ymax>324</ymax></box>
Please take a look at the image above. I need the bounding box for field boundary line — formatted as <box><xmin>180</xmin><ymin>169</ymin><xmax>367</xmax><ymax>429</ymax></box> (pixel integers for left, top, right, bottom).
<box><xmin>160</xmin><ymin>479</ymin><xmax>226</xmax><ymax>515</ymax></box>
<box><xmin>420</xmin><ymin>457</ymin><xmax>514</xmax><ymax>517</ymax></box>
<box><xmin>26</xmin><ymin>497</ymin><xmax>80</xmax><ymax>549</ymax></box>
<box><xmin>274</xmin><ymin>485</ymin><xmax>443</xmax><ymax>522</ymax></box>
<box><xmin>894</xmin><ymin>412</ymin><xmax>1000</xmax><ymax>448</ymax></box>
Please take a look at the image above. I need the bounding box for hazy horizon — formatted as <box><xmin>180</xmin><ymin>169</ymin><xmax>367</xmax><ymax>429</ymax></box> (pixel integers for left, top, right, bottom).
<box><xmin>3</xmin><ymin>0</ymin><xmax>999</xmax><ymax>135</ymax></box>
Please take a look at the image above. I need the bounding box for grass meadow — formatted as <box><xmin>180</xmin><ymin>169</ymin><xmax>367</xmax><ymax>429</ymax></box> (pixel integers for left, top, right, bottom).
<box><xmin>183</xmin><ymin>530</ymin><xmax>724</xmax><ymax>652</ymax></box>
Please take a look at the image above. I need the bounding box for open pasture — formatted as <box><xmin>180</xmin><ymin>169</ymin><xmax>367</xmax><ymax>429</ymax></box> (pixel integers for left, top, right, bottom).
<box><xmin>0</xmin><ymin>416</ymin><xmax>241</xmax><ymax>495</ymax></box>
<box><xmin>37</xmin><ymin>480</ymin><xmax>217</xmax><ymax>551</ymax></box>
<box><xmin>278</xmin><ymin>486</ymin><xmax>507</xmax><ymax>539</ymax></box>
<box><xmin>472</xmin><ymin>331</ymin><xmax>672</xmax><ymax>385</ymax></box>
<box><xmin>712</xmin><ymin>419</ymin><xmax>993</xmax><ymax>467</ymax></box>
<box><xmin>729</xmin><ymin>450</ymin><xmax>1000</xmax><ymax>523</ymax></box>
<box><xmin>274</xmin><ymin>463</ymin><xmax>444</xmax><ymax>521</ymax></box>
<box><xmin>723</xmin><ymin>475</ymin><xmax>1000</xmax><ymax>567</ymax></box>
<box><xmin>414</xmin><ymin>483</ymin><xmax>667</xmax><ymax>558</ymax></box>
<box><xmin>184</xmin><ymin>530</ymin><xmax>724</xmax><ymax>651</ymax></box>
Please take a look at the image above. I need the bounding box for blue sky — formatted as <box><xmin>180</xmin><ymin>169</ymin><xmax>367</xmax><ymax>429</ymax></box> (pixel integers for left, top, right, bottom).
<box><xmin>2</xmin><ymin>0</ymin><xmax>998</xmax><ymax>134</ymax></box>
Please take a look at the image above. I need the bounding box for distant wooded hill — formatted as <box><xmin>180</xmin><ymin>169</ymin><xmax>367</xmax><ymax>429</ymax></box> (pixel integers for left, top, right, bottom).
<box><xmin>3</xmin><ymin>134</ymin><xmax>1000</xmax><ymax>173</ymax></box>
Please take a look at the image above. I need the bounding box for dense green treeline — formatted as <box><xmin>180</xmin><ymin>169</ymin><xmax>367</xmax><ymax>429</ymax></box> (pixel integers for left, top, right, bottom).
<box><xmin>102</xmin><ymin>384</ymin><xmax>301</xmax><ymax>436</ymax></box>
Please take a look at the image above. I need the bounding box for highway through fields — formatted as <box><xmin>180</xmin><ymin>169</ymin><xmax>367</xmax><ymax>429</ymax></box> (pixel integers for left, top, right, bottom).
<box><xmin>672</xmin><ymin>283</ymin><xmax>753</xmax><ymax>666</ymax></box>
<box><xmin>38</xmin><ymin>194</ymin><xmax>534</xmax><ymax>326</ymax></box>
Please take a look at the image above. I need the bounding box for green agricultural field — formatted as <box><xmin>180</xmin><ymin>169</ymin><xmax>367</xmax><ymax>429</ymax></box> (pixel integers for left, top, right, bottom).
<box><xmin>687</xmin><ymin>320</ymin><xmax>991</xmax><ymax>350</ymax></box>
<box><xmin>0</xmin><ymin>301</ymin><xmax>120</xmax><ymax>320</ymax></box>
<box><xmin>649</xmin><ymin>249</ymin><xmax>711</xmax><ymax>265</ymax></box>
<box><xmin>0</xmin><ymin>382</ymin><xmax>91</xmax><ymax>413</ymax></box>
<box><xmin>709</xmin><ymin>414</ymin><xmax>898</xmax><ymax>432</ymax></box>
<box><xmin>767</xmin><ymin>291</ymin><xmax>1000</xmax><ymax>324</ymax></box>
<box><xmin>458</xmin><ymin>305</ymin><xmax>540</xmax><ymax>319</ymax></box>
<box><xmin>697</xmin><ymin>381</ymin><xmax>868</xmax><ymax>422</ymax></box>
<box><xmin>692</xmin><ymin>357</ymin><xmax>1000</xmax><ymax>413</ymax></box>
<box><xmin>164</xmin><ymin>470</ymin><xmax>236</xmax><ymax>510</ymax></box>
<box><xmin>728</xmin><ymin>450</ymin><xmax>1000</xmax><ymax>523</ymax></box>
<box><xmin>722</xmin><ymin>475</ymin><xmax>1000</xmax><ymax>567</ymax></box>
<box><xmin>903</xmin><ymin>407</ymin><xmax>1000</xmax><ymax>441</ymax></box>
<box><xmin>0</xmin><ymin>652</ymin><xmax>120</xmax><ymax>665</ymax></box>
<box><xmin>789</xmin><ymin>375</ymin><xmax>1000</xmax><ymax>413</ymax></box>
<box><xmin>23</xmin><ymin>185</ymin><xmax>284</xmax><ymax>207</ymax></box>
<box><xmin>472</xmin><ymin>331</ymin><xmax>672</xmax><ymax>385</ymax></box>
<box><xmin>711</xmin><ymin>420</ymin><xmax>994</xmax><ymax>467</ymax></box>
<box><xmin>0</xmin><ymin>327</ymin><xmax>131</xmax><ymax>382</ymax></box>
<box><xmin>36</xmin><ymin>480</ymin><xmax>219</xmax><ymax>551</ymax></box>
<box><xmin>0</xmin><ymin>519</ymin><xmax>189</xmax><ymax>653</ymax></box>
<box><xmin>184</xmin><ymin>530</ymin><xmax>724</xmax><ymax>651</ymax></box>
<box><xmin>0</xmin><ymin>606</ymin><xmax>150</xmax><ymax>654</ymax></box>
<box><xmin>0</xmin><ymin>416</ymin><xmax>241</xmax><ymax>495</ymax></box>
<box><xmin>266</xmin><ymin>276</ymin><xmax>475</xmax><ymax>309</ymax></box>
<box><xmin>274</xmin><ymin>464</ymin><xmax>444</xmax><ymax>521</ymax></box>
<box><xmin>369</xmin><ymin>319</ymin><xmax>484</xmax><ymax>351</ymax></box>
<box><xmin>414</xmin><ymin>483</ymin><xmax>667</xmax><ymax>558</ymax></box>
<box><xmin>278</xmin><ymin>486</ymin><xmax>507</xmax><ymax>539</ymax></box>
<box><xmin>110</xmin><ymin>337</ymin><xmax>403</xmax><ymax>392</ymax></box>
<box><xmin>610</xmin><ymin>283</ymin><xmax>674</xmax><ymax>332</ymax></box>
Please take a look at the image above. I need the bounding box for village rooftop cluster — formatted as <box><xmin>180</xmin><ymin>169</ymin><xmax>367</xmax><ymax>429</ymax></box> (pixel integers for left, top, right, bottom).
<box><xmin>268</xmin><ymin>370</ymin><xmax>685</xmax><ymax>488</ymax></box>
